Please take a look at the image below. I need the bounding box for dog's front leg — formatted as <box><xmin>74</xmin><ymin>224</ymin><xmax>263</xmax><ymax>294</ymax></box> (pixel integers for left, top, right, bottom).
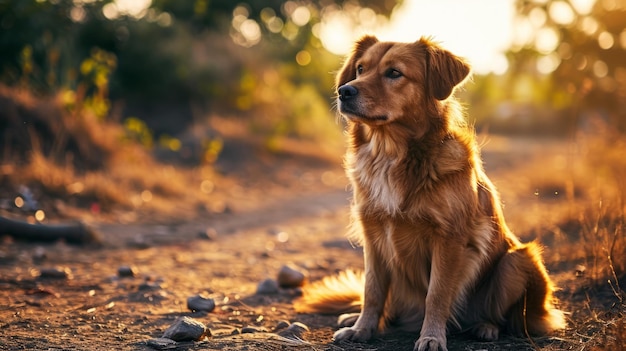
<box><xmin>334</xmin><ymin>240</ymin><xmax>389</xmax><ymax>343</ymax></box>
<box><xmin>414</xmin><ymin>240</ymin><xmax>464</xmax><ymax>351</ymax></box>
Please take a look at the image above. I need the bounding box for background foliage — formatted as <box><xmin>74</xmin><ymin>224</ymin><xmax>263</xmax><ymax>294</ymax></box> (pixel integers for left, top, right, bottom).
<box><xmin>467</xmin><ymin>0</ymin><xmax>626</xmax><ymax>135</ymax></box>
<box><xmin>1</xmin><ymin>0</ymin><xmax>625</xmax><ymax>151</ymax></box>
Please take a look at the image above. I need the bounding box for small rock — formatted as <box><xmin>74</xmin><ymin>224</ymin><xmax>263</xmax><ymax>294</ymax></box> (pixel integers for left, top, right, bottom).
<box><xmin>256</xmin><ymin>278</ymin><xmax>279</xmax><ymax>295</ymax></box>
<box><xmin>146</xmin><ymin>337</ymin><xmax>177</xmax><ymax>349</ymax></box>
<box><xmin>187</xmin><ymin>294</ymin><xmax>216</xmax><ymax>312</ymax></box>
<box><xmin>274</xmin><ymin>320</ymin><xmax>291</xmax><ymax>331</ymax></box>
<box><xmin>198</xmin><ymin>227</ymin><xmax>218</xmax><ymax>240</ymax></box>
<box><xmin>277</xmin><ymin>265</ymin><xmax>306</xmax><ymax>288</ymax></box>
<box><xmin>162</xmin><ymin>316</ymin><xmax>210</xmax><ymax>341</ymax></box>
<box><xmin>117</xmin><ymin>266</ymin><xmax>136</xmax><ymax>278</ymax></box>
<box><xmin>39</xmin><ymin>267</ymin><xmax>71</xmax><ymax>280</ymax></box>
<box><xmin>277</xmin><ymin>322</ymin><xmax>309</xmax><ymax>339</ymax></box>
<box><xmin>241</xmin><ymin>326</ymin><xmax>267</xmax><ymax>334</ymax></box>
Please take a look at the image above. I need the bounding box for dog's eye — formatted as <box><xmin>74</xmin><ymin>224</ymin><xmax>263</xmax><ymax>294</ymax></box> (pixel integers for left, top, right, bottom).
<box><xmin>385</xmin><ymin>69</ymin><xmax>402</xmax><ymax>79</ymax></box>
<box><xmin>357</xmin><ymin>65</ymin><xmax>364</xmax><ymax>75</ymax></box>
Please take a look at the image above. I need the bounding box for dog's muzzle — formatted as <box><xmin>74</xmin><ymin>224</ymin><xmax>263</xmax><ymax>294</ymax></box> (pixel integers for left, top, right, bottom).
<box><xmin>338</xmin><ymin>84</ymin><xmax>358</xmax><ymax>101</ymax></box>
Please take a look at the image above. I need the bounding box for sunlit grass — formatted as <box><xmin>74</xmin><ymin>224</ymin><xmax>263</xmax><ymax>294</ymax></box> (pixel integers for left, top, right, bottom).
<box><xmin>488</xmin><ymin>126</ymin><xmax>626</xmax><ymax>281</ymax></box>
<box><xmin>479</xmin><ymin>126</ymin><xmax>625</xmax><ymax>350</ymax></box>
<box><xmin>0</xmin><ymin>86</ymin><xmax>217</xmax><ymax>223</ymax></box>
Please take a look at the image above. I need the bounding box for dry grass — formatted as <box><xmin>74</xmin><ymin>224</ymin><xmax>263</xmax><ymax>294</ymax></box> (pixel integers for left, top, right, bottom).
<box><xmin>483</xmin><ymin>125</ymin><xmax>626</xmax><ymax>281</ymax></box>
<box><xmin>480</xmin><ymin>125</ymin><xmax>626</xmax><ymax>350</ymax></box>
<box><xmin>0</xmin><ymin>86</ymin><xmax>217</xmax><ymax>223</ymax></box>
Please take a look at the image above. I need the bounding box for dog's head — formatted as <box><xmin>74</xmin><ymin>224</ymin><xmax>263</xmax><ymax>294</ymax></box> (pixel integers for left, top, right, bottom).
<box><xmin>336</xmin><ymin>36</ymin><xmax>470</xmax><ymax>126</ymax></box>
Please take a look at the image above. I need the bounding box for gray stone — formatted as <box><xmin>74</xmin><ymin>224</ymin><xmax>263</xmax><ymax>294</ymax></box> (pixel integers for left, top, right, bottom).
<box><xmin>186</xmin><ymin>294</ymin><xmax>215</xmax><ymax>312</ymax></box>
<box><xmin>277</xmin><ymin>265</ymin><xmax>306</xmax><ymax>288</ymax></box>
<box><xmin>162</xmin><ymin>316</ymin><xmax>210</xmax><ymax>341</ymax></box>
<box><xmin>274</xmin><ymin>320</ymin><xmax>290</xmax><ymax>331</ymax></box>
<box><xmin>241</xmin><ymin>326</ymin><xmax>267</xmax><ymax>333</ymax></box>
<box><xmin>117</xmin><ymin>266</ymin><xmax>136</xmax><ymax>277</ymax></box>
<box><xmin>146</xmin><ymin>337</ymin><xmax>176</xmax><ymax>349</ymax></box>
<box><xmin>256</xmin><ymin>278</ymin><xmax>279</xmax><ymax>294</ymax></box>
<box><xmin>38</xmin><ymin>267</ymin><xmax>71</xmax><ymax>280</ymax></box>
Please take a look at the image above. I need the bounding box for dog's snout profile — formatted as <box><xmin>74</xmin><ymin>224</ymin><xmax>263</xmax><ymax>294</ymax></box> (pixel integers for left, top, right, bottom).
<box><xmin>338</xmin><ymin>85</ymin><xmax>358</xmax><ymax>101</ymax></box>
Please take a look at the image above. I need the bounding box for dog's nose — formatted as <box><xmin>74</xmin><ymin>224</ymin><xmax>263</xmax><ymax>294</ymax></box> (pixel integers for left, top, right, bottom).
<box><xmin>338</xmin><ymin>85</ymin><xmax>358</xmax><ymax>101</ymax></box>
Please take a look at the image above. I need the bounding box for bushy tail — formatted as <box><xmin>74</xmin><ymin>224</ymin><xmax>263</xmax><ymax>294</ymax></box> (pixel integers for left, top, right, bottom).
<box><xmin>501</xmin><ymin>242</ymin><xmax>567</xmax><ymax>336</ymax></box>
<box><xmin>294</xmin><ymin>270</ymin><xmax>364</xmax><ymax>314</ymax></box>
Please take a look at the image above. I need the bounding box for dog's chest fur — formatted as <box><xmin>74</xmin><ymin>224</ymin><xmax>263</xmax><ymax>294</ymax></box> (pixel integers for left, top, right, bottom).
<box><xmin>346</xmin><ymin>127</ymin><xmax>477</xmax><ymax>277</ymax></box>
<box><xmin>350</xmin><ymin>141</ymin><xmax>404</xmax><ymax>215</ymax></box>
<box><xmin>347</xmin><ymin>129</ymin><xmax>467</xmax><ymax>218</ymax></box>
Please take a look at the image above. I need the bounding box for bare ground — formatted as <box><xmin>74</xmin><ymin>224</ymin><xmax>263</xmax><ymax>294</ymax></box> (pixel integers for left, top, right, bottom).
<box><xmin>1</xmin><ymin>136</ymin><xmax>625</xmax><ymax>351</ymax></box>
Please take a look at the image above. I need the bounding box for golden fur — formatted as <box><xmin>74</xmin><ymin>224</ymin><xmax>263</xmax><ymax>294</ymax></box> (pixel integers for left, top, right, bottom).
<box><xmin>295</xmin><ymin>36</ymin><xmax>566</xmax><ymax>351</ymax></box>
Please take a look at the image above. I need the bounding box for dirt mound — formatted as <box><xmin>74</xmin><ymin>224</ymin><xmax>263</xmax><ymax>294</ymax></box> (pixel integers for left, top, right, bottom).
<box><xmin>0</xmin><ymin>85</ymin><xmax>121</xmax><ymax>170</ymax></box>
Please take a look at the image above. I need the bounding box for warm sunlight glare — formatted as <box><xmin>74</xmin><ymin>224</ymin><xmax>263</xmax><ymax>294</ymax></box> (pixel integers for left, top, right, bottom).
<box><xmin>548</xmin><ymin>1</ymin><xmax>576</xmax><ymax>25</ymax></box>
<box><xmin>320</xmin><ymin>0</ymin><xmax>515</xmax><ymax>75</ymax></box>
<box><xmin>102</xmin><ymin>0</ymin><xmax>151</xmax><ymax>19</ymax></box>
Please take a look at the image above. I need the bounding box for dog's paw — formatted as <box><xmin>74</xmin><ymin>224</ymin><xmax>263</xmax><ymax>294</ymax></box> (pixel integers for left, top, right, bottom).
<box><xmin>473</xmin><ymin>322</ymin><xmax>499</xmax><ymax>341</ymax></box>
<box><xmin>337</xmin><ymin>313</ymin><xmax>360</xmax><ymax>327</ymax></box>
<box><xmin>414</xmin><ymin>336</ymin><xmax>447</xmax><ymax>351</ymax></box>
<box><xmin>333</xmin><ymin>326</ymin><xmax>374</xmax><ymax>343</ymax></box>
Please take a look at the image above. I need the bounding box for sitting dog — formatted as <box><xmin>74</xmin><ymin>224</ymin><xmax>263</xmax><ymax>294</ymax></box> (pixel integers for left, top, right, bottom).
<box><xmin>295</xmin><ymin>36</ymin><xmax>565</xmax><ymax>351</ymax></box>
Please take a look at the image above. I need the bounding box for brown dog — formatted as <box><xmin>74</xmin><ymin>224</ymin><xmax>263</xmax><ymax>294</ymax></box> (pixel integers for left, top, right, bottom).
<box><xmin>295</xmin><ymin>36</ymin><xmax>565</xmax><ymax>351</ymax></box>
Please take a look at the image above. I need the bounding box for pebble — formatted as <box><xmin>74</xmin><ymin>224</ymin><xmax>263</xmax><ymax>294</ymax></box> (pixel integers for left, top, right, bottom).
<box><xmin>274</xmin><ymin>320</ymin><xmax>291</xmax><ymax>331</ymax></box>
<box><xmin>187</xmin><ymin>294</ymin><xmax>216</xmax><ymax>312</ymax></box>
<box><xmin>277</xmin><ymin>322</ymin><xmax>309</xmax><ymax>339</ymax></box>
<box><xmin>38</xmin><ymin>267</ymin><xmax>71</xmax><ymax>280</ymax></box>
<box><xmin>277</xmin><ymin>265</ymin><xmax>306</xmax><ymax>288</ymax></box>
<box><xmin>146</xmin><ymin>337</ymin><xmax>177</xmax><ymax>349</ymax></box>
<box><xmin>117</xmin><ymin>266</ymin><xmax>136</xmax><ymax>278</ymax></box>
<box><xmin>241</xmin><ymin>326</ymin><xmax>267</xmax><ymax>334</ymax></box>
<box><xmin>162</xmin><ymin>316</ymin><xmax>210</xmax><ymax>341</ymax></box>
<box><xmin>256</xmin><ymin>278</ymin><xmax>279</xmax><ymax>294</ymax></box>
<box><xmin>198</xmin><ymin>227</ymin><xmax>218</xmax><ymax>240</ymax></box>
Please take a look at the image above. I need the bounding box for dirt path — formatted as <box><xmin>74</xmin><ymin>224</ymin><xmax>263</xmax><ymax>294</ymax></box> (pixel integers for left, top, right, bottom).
<box><xmin>0</xmin><ymin>177</ymin><xmax>363</xmax><ymax>351</ymax></box>
<box><xmin>1</xmin><ymin>137</ymin><xmax>624</xmax><ymax>351</ymax></box>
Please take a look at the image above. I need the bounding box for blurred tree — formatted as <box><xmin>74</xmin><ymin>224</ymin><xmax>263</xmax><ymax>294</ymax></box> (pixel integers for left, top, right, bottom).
<box><xmin>151</xmin><ymin>0</ymin><xmax>397</xmax><ymax>32</ymax></box>
<box><xmin>0</xmin><ymin>0</ymin><xmax>87</xmax><ymax>90</ymax></box>
<box><xmin>507</xmin><ymin>0</ymin><xmax>626</xmax><ymax>130</ymax></box>
<box><xmin>0</xmin><ymin>0</ymin><xmax>401</xmax><ymax>139</ymax></box>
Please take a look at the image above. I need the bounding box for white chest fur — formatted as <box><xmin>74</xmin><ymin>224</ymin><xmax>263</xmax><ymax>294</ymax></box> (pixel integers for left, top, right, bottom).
<box><xmin>349</xmin><ymin>142</ymin><xmax>403</xmax><ymax>216</ymax></box>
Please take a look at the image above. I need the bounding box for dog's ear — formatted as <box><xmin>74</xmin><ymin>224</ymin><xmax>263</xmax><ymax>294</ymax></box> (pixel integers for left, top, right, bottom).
<box><xmin>421</xmin><ymin>38</ymin><xmax>470</xmax><ymax>100</ymax></box>
<box><xmin>336</xmin><ymin>35</ymin><xmax>379</xmax><ymax>87</ymax></box>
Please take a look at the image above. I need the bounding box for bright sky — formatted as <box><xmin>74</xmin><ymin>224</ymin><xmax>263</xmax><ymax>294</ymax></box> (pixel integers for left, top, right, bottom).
<box><xmin>321</xmin><ymin>0</ymin><xmax>516</xmax><ymax>75</ymax></box>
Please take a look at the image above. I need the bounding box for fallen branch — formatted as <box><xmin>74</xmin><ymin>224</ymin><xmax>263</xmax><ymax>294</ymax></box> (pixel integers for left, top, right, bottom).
<box><xmin>0</xmin><ymin>216</ymin><xmax>101</xmax><ymax>245</ymax></box>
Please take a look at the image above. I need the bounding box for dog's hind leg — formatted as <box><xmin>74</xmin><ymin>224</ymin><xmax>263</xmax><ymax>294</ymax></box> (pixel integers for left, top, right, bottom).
<box><xmin>470</xmin><ymin>242</ymin><xmax>565</xmax><ymax>340</ymax></box>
